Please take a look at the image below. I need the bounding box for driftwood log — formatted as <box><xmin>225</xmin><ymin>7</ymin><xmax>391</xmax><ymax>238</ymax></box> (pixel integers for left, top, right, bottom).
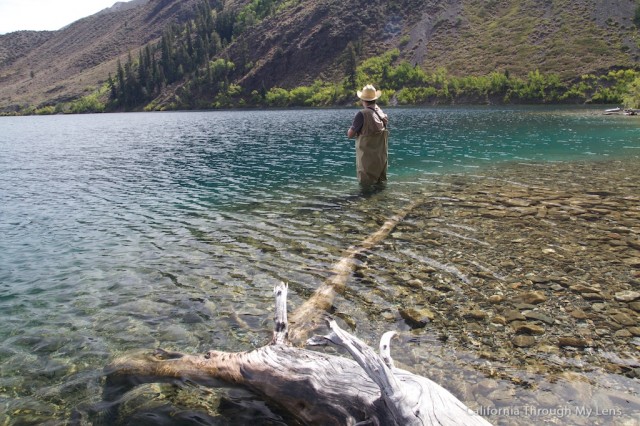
<box><xmin>105</xmin><ymin>283</ymin><xmax>491</xmax><ymax>425</ymax></box>
<box><xmin>103</xmin><ymin>201</ymin><xmax>492</xmax><ymax>424</ymax></box>
<box><xmin>288</xmin><ymin>199</ymin><xmax>421</xmax><ymax>343</ymax></box>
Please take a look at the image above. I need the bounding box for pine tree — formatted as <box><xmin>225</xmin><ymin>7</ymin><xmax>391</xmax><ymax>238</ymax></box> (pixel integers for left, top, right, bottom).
<box><xmin>345</xmin><ymin>42</ymin><xmax>358</xmax><ymax>91</ymax></box>
<box><xmin>108</xmin><ymin>73</ymin><xmax>117</xmax><ymax>101</ymax></box>
<box><xmin>161</xmin><ymin>30</ymin><xmax>175</xmax><ymax>83</ymax></box>
<box><xmin>186</xmin><ymin>24</ymin><xmax>194</xmax><ymax>60</ymax></box>
<box><xmin>116</xmin><ymin>59</ymin><xmax>125</xmax><ymax>105</ymax></box>
<box><xmin>216</xmin><ymin>9</ymin><xmax>235</xmax><ymax>43</ymax></box>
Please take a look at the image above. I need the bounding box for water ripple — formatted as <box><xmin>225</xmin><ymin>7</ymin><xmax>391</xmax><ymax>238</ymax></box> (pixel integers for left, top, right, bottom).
<box><xmin>0</xmin><ymin>107</ymin><xmax>639</xmax><ymax>423</ymax></box>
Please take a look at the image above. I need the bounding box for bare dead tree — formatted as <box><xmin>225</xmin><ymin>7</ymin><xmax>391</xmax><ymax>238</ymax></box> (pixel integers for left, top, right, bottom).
<box><xmin>103</xmin><ymin>200</ymin><xmax>492</xmax><ymax>425</ymax></box>
<box><xmin>104</xmin><ymin>282</ymin><xmax>491</xmax><ymax>425</ymax></box>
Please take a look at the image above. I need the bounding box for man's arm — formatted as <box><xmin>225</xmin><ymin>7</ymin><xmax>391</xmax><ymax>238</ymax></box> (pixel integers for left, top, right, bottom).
<box><xmin>347</xmin><ymin>111</ymin><xmax>363</xmax><ymax>138</ymax></box>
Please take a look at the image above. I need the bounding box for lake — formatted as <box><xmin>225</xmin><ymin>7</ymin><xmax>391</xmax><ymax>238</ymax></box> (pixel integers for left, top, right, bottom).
<box><xmin>0</xmin><ymin>107</ymin><xmax>639</xmax><ymax>425</ymax></box>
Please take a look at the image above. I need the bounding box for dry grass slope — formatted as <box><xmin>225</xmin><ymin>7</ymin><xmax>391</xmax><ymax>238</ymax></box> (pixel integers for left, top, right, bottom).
<box><xmin>0</xmin><ymin>0</ymin><xmax>638</xmax><ymax>111</ymax></box>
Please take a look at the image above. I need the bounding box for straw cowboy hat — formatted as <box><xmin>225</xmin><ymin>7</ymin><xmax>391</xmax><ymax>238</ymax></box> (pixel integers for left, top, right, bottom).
<box><xmin>357</xmin><ymin>84</ymin><xmax>382</xmax><ymax>101</ymax></box>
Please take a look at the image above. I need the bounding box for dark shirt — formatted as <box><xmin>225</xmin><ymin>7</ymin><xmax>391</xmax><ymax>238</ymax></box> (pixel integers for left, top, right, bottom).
<box><xmin>351</xmin><ymin>111</ymin><xmax>365</xmax><ymax>134</ymax></box>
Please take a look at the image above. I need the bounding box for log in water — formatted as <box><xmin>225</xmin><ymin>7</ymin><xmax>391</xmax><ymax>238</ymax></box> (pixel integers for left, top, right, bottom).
<box><xmin>105</xmin><ymin>283</ymin><xmax>492</xmax><ymax>425</ymax></box>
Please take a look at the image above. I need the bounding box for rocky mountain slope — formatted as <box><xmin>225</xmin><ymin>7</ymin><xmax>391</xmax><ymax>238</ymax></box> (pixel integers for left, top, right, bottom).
<box><xmin>0</xmin><ymin>0</ymin><xmax>201</xmax><ymax>109</ymax></box>
<box><xmin>0</xmin><ymin>0</ymin><xmax>638</xmax><ymax>111</ymax></box>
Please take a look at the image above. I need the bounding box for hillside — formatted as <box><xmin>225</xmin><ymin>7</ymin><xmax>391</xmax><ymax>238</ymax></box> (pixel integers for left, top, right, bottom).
<box><xmin>0</xmin><ymin>0</ymin><xmax>638</xmax><ymax>112</ymax></box>
<box><xmin>233</xmin><ymin>0</ymin><xmax>639</xmax><ymax>91</ymax></box>
<box><xmin>0</xmin><ymin>0</ymin><xmax>202</xmax><ymax>110</ymax></box>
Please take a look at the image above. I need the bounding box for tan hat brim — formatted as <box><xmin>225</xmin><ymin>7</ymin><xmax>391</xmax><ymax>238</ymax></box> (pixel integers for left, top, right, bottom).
<box><xmin>357</xmin><ymin>90</ymin><xmax>382</xmax><ymax>101</ymax></box>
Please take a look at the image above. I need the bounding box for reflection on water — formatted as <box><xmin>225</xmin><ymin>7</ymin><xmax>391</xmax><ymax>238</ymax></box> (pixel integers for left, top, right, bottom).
<box><xmin>0</xmin><ymin>108</ymin><xmax>638</xmax><ymax>425</ymax></box>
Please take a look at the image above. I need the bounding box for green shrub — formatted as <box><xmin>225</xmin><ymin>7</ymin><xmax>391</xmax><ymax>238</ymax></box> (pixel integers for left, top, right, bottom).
<box><xmin>355</xmin><ymin>49</ymin><xmax>400</xmax><ymax>89</ymax></box>
<box><xmin>265</xmin><ymin>87</ymin><xmax>290</xmax><ymax>106</ymax></box>
<box><xmin>35</xmin><ymin>106</ymin><xmax>56</xmax><ymax>115</ymax></box>
<box><xmin>395</xmin><ymin>87</ymin><xmax>437</xmax><ymax>104</ymax></box>
<box><xmin>68</xmin><ymin>93</ymin><xmax>105</xmax><ymax>114</ymax></box>
<box><xmin>623</xmin><ymin>76</ymin><xmax>640</xmax><ymax>108</ymax></box>
<box><xmin>289</xmin><ymin>86</ymin><xmax>314</xmax><ymax>106</ymax></box>
<box><xmin>308</xmin><ymin>83</ymin><xmax>341</xmax><ymax>106</ymax></box>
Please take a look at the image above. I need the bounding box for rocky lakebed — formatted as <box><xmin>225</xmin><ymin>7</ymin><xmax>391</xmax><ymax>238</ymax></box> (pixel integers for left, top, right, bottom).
<box><xmin>37</xmin><ymin>157</ymin><xmax>640</xmax><ymax>426</ymax></box>
<box><xmin>341</xmin><ymin>158</ymin><xmax>640</xmax><ymax>425</ymax></box>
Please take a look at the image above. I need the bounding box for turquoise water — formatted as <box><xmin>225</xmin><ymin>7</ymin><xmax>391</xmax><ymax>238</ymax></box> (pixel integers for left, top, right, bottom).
<box><xmin>0</xmin><ymin>107</ymin><xmax>638</xmax><ymax>424</ymax></box>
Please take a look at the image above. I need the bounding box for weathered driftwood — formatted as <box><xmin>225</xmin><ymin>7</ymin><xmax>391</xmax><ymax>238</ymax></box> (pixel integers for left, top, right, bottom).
<box><xmin>288</xmin><ymin>199</ymin><xmax>420</xmax><ymax>343</ymax></box>
<box><xmin>104</xmin><ymin>201</ymin><xmax>491</xmax><ymax>424</ymax></box>
<box><xmin>105</xmin><ymin>283</ymin><xmax>492</xmax><ymax>425</ymax></box>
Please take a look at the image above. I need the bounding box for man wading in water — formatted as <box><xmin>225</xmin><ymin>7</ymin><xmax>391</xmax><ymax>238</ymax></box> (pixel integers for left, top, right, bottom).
<box><xmin>347</xmin><ymin>84</ymin><xmax>389</xmax><ymax>186</ymax></box>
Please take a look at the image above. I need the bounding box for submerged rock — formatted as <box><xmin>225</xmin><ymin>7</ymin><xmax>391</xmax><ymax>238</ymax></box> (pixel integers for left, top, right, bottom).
<box><xmin>399</xmin><ymin>307</ymin><xmax>436</xmax><ymax>329</ymax></box>
<box><xmin>503</xmin><ymin>310</ymin><xmax>526</xmax><ymax>322</ymax></box>
<box><xmin>614</xmin><ymin>291</ymin><xmax>640</xmax><ymax>302</ymax></box>
<box><xmin>464</xmin><ymin>309</ymin><xmax>489</xmax><ymax>320</ymax></box>
<box><xmin>558</xmin><ymin>337</ymin><xmax>592</xmax><ymax>348</ymax></box>
<box><xmin>610</xmin><ymin>313</ymin><xmax>637</xmax><ymax>327</ymax></box>
<box><xmin>512</xmin><ymin>323</ymin><xmax>545</xmax><ymax>335</ymax></box>
<box><xmin>512</xmin><ymin>335</ymin><xmax>537</xmax><ymax>347</ymax></box>
<box><xmin>569</xmin><ymin>309</ymin><xmax>588</xmax><ymax>320</ymax></box>
<box><xmin>522</xmin><ymin>310</ymin><xmax>554</xmax><ymax>325</ymax></box>
<box><xmin>514</xmin><ymin>291</ymin><xmax>547</xmax><ymax>305</ymax></box>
